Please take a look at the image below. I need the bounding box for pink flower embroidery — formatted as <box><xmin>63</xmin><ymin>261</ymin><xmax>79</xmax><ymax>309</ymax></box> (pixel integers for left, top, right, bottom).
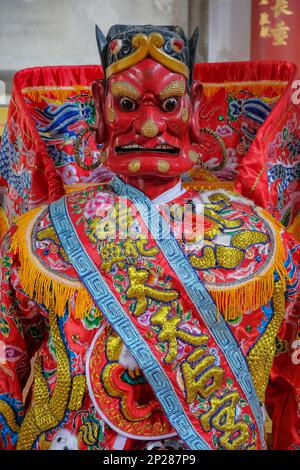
<box><xmin>84</xmin><ymin>192</ymin><xmax>114</xmax><ymax>219</ymax></box>
<box><xmin>216</xmin><ymin>125</ymin><xmax>233</xmax><ymax>138</ymax></box>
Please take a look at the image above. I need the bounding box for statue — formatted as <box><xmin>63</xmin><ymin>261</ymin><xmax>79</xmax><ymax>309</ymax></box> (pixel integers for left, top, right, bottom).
<box><xmin>0</xmin><ymin>24</ymin><xmax>299</xmax><ymax>451</ymax></box>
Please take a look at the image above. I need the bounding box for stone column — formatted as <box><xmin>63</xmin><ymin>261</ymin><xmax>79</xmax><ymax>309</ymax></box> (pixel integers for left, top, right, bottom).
<box><xmin>0</xmin><ymin>0</ymin><xmax>189</xmax><ymax>71</ymax></box>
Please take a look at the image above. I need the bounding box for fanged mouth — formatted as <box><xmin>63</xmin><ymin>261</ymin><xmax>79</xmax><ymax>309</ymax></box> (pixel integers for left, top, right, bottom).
<box><xmin>115</xmin><ymin>143</ymin><xmax>180</xmax><ymax>155</ymax></box>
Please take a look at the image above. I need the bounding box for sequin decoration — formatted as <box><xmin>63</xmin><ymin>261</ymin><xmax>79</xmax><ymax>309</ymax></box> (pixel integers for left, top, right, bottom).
<box><xmin>16</xmin><ymin>306</ymin><xmax>84</xmax><ymax>449</ymax></box>
<box><xmin>157</xmin><ymin>160</ymin><xmax>170</xmax><ymax>173</ymax></box>
<box><xmin>141</xmin><ymin>120</ymin><xmax>159</xmax><ymax>138</ymax></box>
<box><xmin>247</xmin><ymin>282</ymin><xmax>285</xmax><ymax>402</ymax></box>
<box><xmin>159</xmin><ymin>80</ymin><xmax>185</xmax><ymax>100</ymax></box>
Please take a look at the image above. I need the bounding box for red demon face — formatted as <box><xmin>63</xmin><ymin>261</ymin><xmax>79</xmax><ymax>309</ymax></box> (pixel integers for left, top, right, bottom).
<box><xmin>93</xmin><ymin>58</ymin><xmax>202</xmax><ymax>179</ymax></box>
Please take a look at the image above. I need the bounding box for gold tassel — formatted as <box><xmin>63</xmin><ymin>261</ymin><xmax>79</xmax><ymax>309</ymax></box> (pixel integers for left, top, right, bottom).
<box><xmin>10</xmin><ymin>207</ymin><xmax>98</xmax><ymax>319</ymax></box>
<box><xmin>202</xmin><ymin>81</ymin><xmax>287</xmax><ymax>99</ymax></box>
<box><xmin>210</xmin><ymin>273</ymin><xmax>275</xmax><ymax>321</ymax></box>
<box><xmin>207</xmin><ymin>208</ymin><xmax>289</xmax><ymax>321</ymax></box>
<box><xmin>22</xmin><ymin>85</ymin><xmax>92</xmax><ymax>103</ymax></box>
<box><xmin>247</xmin><ymin>281</ymin><xmax>285</xmax><ymax>402</ymax></box>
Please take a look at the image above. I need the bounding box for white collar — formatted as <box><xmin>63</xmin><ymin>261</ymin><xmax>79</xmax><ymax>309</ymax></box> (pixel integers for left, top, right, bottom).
<box><xmin>151</xmin><ymin>181</ymin><xmax>186</xmax><ymax>204</ymax></box>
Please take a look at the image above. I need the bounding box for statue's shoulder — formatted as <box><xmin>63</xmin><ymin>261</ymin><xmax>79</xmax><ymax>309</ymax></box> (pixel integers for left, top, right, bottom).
<box><xmin>24</xmin><ymin>182</ymin><xmax>118</xmax><ymax>258</ymax></box>
<box><xmin>185</xmin><ymin>189</ymin><xmax>289</xmax><ymax>320</ymax></box>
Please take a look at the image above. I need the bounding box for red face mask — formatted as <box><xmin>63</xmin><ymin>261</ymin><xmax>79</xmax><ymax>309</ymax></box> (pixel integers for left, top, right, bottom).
<box><xmin>93</xmin><ymin>58</ymin><xmax>202</xmax><ymax>180</ymax></box>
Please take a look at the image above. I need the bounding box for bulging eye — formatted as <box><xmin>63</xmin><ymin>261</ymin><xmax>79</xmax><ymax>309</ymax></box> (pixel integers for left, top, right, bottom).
<box><xmin>162</xmin><ymin>97</ymin><xmax>178</xmax><ymax>112</ymax></box>
<box><xmin>119</xmin><ymin>97</ymin><xmax>137</xmax><ymax>112</ymax></box>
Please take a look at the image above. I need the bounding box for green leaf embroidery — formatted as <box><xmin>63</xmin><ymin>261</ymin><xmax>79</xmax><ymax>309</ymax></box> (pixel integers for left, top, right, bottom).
<box><xmin>0</xmin><ymin>318</ymin><xmax>10</xmax><ymax>337</ymax></box>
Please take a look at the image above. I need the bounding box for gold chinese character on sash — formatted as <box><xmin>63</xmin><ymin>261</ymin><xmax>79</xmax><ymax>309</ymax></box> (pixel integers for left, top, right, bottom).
<box><xmin>101</xmin><ymin>242</ymin><xmax>127</xmax><ymax>272</ymax></box>
<box><xmin>150</xmin><ymin>306</ymin><xmax>209</xmax><ymax>363</ymax></box>
<box><xmin>133</xmin><ymin>239</ymin><xmax>159</xmax><ymax>257</ymax></box>
<box><xmin>89</xmin><ymin>213</ymin><xmax>117</xmax><ymax>241</ymax></box>
<box><xmin>127</xmin><ymin>266</ymin><xmax>179</xmax><ymax>317</ymax></box>
<box><xmin>100</xmin><ymin>239</ymin><xmax>159</xmax><ymax>273</ymax></box>
<box><xmin>272</xmin><ymin>0</ymin><xmax>293</xmax><ymax>18</ymax></box>
<box><xmin>259</xmin><ymin>0</ymin><xmax>269</xmax><ymax>5</ymax></box>
<box><xmin>181</xmin><ymin>347</ymin><xmax>224</xmax><ymax>403</ymax></box>
<box><xmin>271</xmin><ymin>20</ymin><xmax>290</xmax><ymax>45</ymax></box>
<box><xmin>200</xmin><ymin>392</ymin><xmax>250</xmax><ymax>450</ymax></box>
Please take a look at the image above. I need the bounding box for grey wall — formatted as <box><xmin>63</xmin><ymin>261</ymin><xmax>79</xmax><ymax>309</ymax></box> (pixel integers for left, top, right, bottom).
<box><xmin>0</xmin><ymin>0</ymin><xmax>251</xmax><ymax>71</ymax></box>
<box><xmin>0</xmin><ymin>0</ymin><xmax>252</xmax><ymax>102</ymax></box>
<box><xmin>0</xmin><ymin>0</ymin><xmax>188</xmax><ymax>70</ymax></box>
<box><xmin>208</xmin><ymin>0</ymin><xmax>251</xmax><ymax>62</ymax></box>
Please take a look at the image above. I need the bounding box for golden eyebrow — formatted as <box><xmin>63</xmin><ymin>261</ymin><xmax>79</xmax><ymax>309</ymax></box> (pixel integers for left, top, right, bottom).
<box><xmin>159</xmin><ymin>80</ymin><xmax>186</xmax><ymax>100</ymax></box>
<box><xmin>111</xmin><ymin>81</ymin><xmax>141</xmax><ymax>101</ymax></box>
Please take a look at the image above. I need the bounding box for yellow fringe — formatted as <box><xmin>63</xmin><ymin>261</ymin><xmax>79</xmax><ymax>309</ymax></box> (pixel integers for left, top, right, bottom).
<box><xmin>208</xmin><ymin>208</ymin><xmax>289</xmax><ymax>321</ymax></box>
<box><xmin>10</xmin><ymin>207</ymin><xmax>96</xmax><ymax>319</ymax></box>
<box><xmin>22</xmin><ymin>85</ymin><xmax>92</xmax><ymax>103</ymax></box>
<box><xmin>63</xmin><ymin>182</ymin><xmax>107</xmax><ymax>194</ymax></box>
<box><xmin>202</xmin><ymin>81</ymin><xmax>287</xmax><ymax>99</ymax></box>
<box><xmin>8</xmin><ymin>204</ymin><xmax>290</xmax><ymax>323</ymax></box>
<box><xmin>22</xmin><ymin>82</ymin><xmax>286</xmax><ymax>103</ymax></box>
<box><xmin>0</xmin><ymin>207</ymin><xmax>10</xmax><ymax>239</ymax></box>
<box><xmin>184</xmin><ymin>167</ymin><xmax>235</xmax><ymax>191</ymax></box>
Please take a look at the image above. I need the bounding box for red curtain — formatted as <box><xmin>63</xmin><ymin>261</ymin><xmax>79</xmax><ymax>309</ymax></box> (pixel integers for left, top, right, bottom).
<box><xmin>251</xmin><ymin>0</ymin><xmax>300</xmax><ymax>73</ymax></box>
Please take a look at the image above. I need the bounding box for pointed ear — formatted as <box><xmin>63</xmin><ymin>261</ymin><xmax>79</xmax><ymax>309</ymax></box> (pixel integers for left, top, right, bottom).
<box><xmin>92</xmin><ymin>79</ymin><xmax>107</xmax><ymax>144</ymax></box>
<box><xmin>191</xmin><ymin>80</ymin><xmax>203</xmax><ymax>106</ymax></box>
<box><xmin>190</xmin><ymin>80</ymin><xmax>203</xmax><ymax>144</ymax></box>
